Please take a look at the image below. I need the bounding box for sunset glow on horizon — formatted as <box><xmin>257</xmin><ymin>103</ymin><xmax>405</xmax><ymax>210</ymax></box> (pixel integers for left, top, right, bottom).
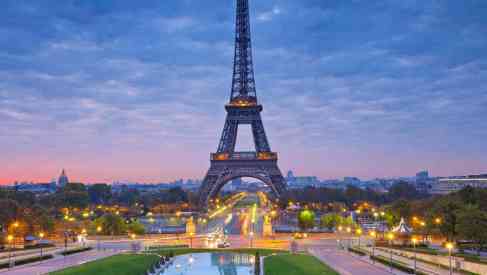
<box><xmin>1</xmin><ymin>1</ymin><xmax>486</xmax><ymax>184</ymax></box>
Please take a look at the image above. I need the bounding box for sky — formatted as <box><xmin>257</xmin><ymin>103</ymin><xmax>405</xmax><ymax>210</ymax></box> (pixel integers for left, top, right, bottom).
<box><xmin>1</xmin><ymin>0</ymin><xmax>486</xmax><ymax>184</ymax></box>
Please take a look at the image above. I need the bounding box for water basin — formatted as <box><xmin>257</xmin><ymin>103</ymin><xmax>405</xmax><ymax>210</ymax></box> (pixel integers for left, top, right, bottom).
<box><xmin>162</xmin><ymin>253</ymin><xmax>255</xmax><ymax>275</ymax></box>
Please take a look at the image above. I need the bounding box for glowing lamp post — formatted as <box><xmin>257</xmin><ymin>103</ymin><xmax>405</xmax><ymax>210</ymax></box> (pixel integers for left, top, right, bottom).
<box><xmin>356</xmin><ymin>228</ymin><xmax>362</xmax><ymax>247</ymax></box>
<box><xmin>369</xmin><ymin>231</ymin><xmax>377</xmax><ymax>262</ymax></box>
<box><xmin>96</xmin><ymin>226</ymin><xmax>102</xmax><ymax>251</ymax></box>
<box><xmin>446</xmin><ymin>242</ymin><xmax>454</xmax><ymax>275</ymax></box>
<box><xmin>7</xmin><ymin>234</ymin><xmax>14</xmax><ymax>268</ymax></box>
<box><xmin>39</xmin><ymin>232</ymin><xmax>45</xmax><ymax>260</ymax></box>
<box><xmin>387</xmin><ymin>233</ymin><xmax>395</xmax><ymax>272</ymax></box>
<box><xmin>189</xmin><ymin>232</ymin><xmax>194</xmax><ymax>249</ymax></box>
<box><xmin>249</xmin><ymin>231</ymin><xmax>254</xmax><ymax>248</ymax></box>
<box><xmin>337</xmin><ymin>226</ymin><xmax>343</xmax><ymax>249</ymax></box>
<box><xmin>346</xmin><ymin>227</ymin><xmax>351</xmax><ymax>249</ymax></box>
<box><xmin>411</xmin><ymin>237</ymin><xmax>418</xmax><ymax>274</ymax></box>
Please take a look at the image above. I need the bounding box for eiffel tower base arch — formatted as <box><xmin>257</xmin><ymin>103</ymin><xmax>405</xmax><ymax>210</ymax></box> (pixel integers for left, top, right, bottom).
<box><xmin>198</xmin><ymin>159</ymin><xmax>286</xmax><ymax>210</ymax></box>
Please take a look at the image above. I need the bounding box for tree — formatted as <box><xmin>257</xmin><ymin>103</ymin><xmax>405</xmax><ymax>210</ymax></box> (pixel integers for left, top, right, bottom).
<box><xmin>456</xmin><ymin>205</ymin><xmax>487</xmax><ymax>255</ymax></box>
<box><xmin>22</xmin><ymin>205</ymin><xmax>55</xmax><ymax>235</ymax></box>
<box><xmin>0</xmin><ymin>199</ymin><xmax>20</xmax><ymax>229</ymax></box>
<box><xmin>117</xmin><ymin>187</ymin><xmax>140</xmax><ymax>206</ymax></box>
<box><xmin>127</xmin><ymin>221</ymin><xmax>145</xmax><ymax>235</ymax></box>
<box><xmin>298</xmin><ymin>210</ymin><xmax>315</xmax><ymax>231</ymax></box>
<box><xmin>94</xmin><ymin>214</ymin><xmax>127</xmax><ymax>236</ymax></box>
<box><xmin>388</xmin><ymin>182</ymin><xmax>421</xmax><ymax>201</ymax></box>
<box><xmin>340</xmin><ymin>215</ymin><xmax>356</xmax><ymax>228</ymax></box>
<box><xmin>320</xmin><ymin>213</ymin><xmax>343</xmax><ymax>230</ymax></box>
<box><xmin>387</xmin><ymin>199</ymin><xmax>411</xmax><ymax>225</ymax></box>
<box><xmin>88</xmin><ymin>184</ymin><xmax>112</xmax><ymax>204</ymax></box>
<box><xmin>431</xmin><ymin>197</ymin><xmax>462</xmax><ymax>241</ymax></box>
<box><xmin>54</xmin><ymin>183</ymin><xmax>90</xmax><ymax>209</ymax></box>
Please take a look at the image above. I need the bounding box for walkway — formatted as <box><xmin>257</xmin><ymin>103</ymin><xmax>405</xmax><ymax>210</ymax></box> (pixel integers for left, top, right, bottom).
<box><xmin>0</xmin><ymin>249</ymin><xmax>118</xmax><ymax>275</ymax></box>
<box><xmin>302</xmin><ymin>239</ymin><xmax>408</xmax><ymax>275</ymax></box>
<box><xmin>367</xmin><ymin>246</ymin><xmax>462</xmax><ymax>275</ymax></box>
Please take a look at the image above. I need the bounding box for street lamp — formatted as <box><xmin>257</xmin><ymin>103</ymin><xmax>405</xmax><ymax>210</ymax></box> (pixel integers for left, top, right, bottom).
<box><xmin>411</xmin><ymin>237</ymin><xmax>418</xmax><ymax>274</ymax></box>
<box><xmin>249</xmin><ymin>231</ymin><xmax>254</xmax><ymax>248</ymax></box>
<box><xmin>81</xmin><ymin>228</ymin><xmax>87</xmax><ymax>247</ymax></box>
<box><xmin>96</xmin><ymin>226</ymin><xmax>102</xmax><ymax>251</ymax></box>
<box><xmin>39</xmin><ymin>232</ymin><xmax>45</xmax><ymax>260</ymax></box>
<box><xmin>446</xmin><ymin>242</ymin><xmax>454</xmax><ymax>275</ymax></box>
<box><xmin>7</xmin><ymin>234</ymin><xmax>14</xmax><ymax>269</ymax></box>
<box><xmin>387</xmin><ymin>233</ymin><xmax>395</xmax><ymax>272</ymax></box>
<box><xmin>346</xmin><ymin>227</ymin><xmax>351</xmax><ymax>249</ymax></box>
<box><xmin>337</xmin><ymin>226</ymin><xmax>343</xmax><ymax>250</ymax></box>
<box><xmin>11</xmin><ymin>222</ymin><xmax>19</xmax><ymax>267</ymax></box>
<box><xmin>369</xmin><ymin>231</ymin><xmax>377</xmax><ymax>262</ymax></box>
<box><xmin>356</xmin><ymin>228</ymin><xmax>363</xmax><ymax>247</ymax></box>
<box><xmin>189</xmin><ymin>232</ymin><xmax>194</xmax><ymax>248</ymax></box>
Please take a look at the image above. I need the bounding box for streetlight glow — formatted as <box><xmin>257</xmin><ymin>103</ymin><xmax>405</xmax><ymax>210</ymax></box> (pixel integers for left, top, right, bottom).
<box><xmin>387</xmin><ymin>233</ymin><xmax>394</xmax><ymax>240</ymax></box>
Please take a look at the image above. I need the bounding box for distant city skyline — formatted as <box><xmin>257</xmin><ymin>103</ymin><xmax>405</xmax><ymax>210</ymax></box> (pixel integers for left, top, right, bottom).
<box><xmin>1</xmin><ymin>1</ymin><xmax>487</xmax><ymax>184</ymax></box>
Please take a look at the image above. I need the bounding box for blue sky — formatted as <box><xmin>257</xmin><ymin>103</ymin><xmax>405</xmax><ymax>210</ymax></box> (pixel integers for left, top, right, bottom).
<box><xmin>1</xmin><ymin>0</ymin><xmax>486</xmax><ymax>184</ymax></box>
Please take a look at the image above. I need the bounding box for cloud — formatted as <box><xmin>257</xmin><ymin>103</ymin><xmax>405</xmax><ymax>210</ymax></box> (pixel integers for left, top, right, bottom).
<box><xmin>0</xmin><ymin>0</ymin><xmax>487</xmax><ymax>183</ymax></box>
<box><xmin>257</xmin><ymin>6</ymin><xmax>281</xmax><ymax>22</ymax></box>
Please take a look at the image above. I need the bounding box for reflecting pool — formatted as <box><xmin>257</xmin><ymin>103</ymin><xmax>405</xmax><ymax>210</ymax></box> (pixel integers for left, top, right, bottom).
<box><xmin>163</xmin><ymin>253</ymin><xmax>255</xmax><ymax>275</ymax></box>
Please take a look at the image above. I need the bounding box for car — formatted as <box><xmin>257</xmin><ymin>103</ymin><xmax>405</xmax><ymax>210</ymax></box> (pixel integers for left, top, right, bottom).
<box><xmin>217</xmin><ymin>241</ymin><xmax>230</xmax><ymax>248</ymax></box>
<box><xmin>293</xmin><ymin>232</ymin><xmax>308</xmax><ymax>239</ymax></box>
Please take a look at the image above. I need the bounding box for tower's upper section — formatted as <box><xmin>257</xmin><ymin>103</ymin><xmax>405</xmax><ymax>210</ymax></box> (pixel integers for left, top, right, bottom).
<box><xmin>230</xmin><ymin>0</ymin><xmax>257</xmax><ymax>105</ymax></box>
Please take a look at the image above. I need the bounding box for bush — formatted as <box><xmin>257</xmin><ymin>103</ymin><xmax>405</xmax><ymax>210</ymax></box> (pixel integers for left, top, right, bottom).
<box><xmin>0</xmin><ymin>254</ymin><xmax>53</xmax><ymax>269</ymax></box>
<box><xmin>370</xmin><ymin>255</ymin><xmax>428</xmax><ymax>275</ymax></box>
<box><xmin>60</xmin><ymin>246</ymin><xmax>92</xmax><ymax>256</ymax></box>
<box><xmin>147</xmin><ymin>244</ymin><xmax>188</xmax><ymax>251</ymax></box>
<box><xmin>24</xmin><ymin>243</ymin><xmax>55</xmax><ymax>250</ymax></box>
<box><xmin>348</xmin><ymin>247</ymin><xmax>366</xmax><ymax>256</ymax></box>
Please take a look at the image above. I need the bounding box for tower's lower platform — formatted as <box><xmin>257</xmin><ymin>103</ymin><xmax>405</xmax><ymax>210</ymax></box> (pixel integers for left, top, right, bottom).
<box><xmin>198</xmin><ymin>152</ymin><xmax>287</xmax><ymax>209</ymax></box>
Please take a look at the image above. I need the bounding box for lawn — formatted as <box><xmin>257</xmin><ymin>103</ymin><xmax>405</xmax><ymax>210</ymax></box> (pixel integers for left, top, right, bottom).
<box><xmin>50</xmin><ymin>254</ymin><xmax>159</xmax><ymax>275</ymax></box>
<box><xmin>264</xmin><ymin>253</ymin><xmax>339</xmax><ymax>275</ymax></box>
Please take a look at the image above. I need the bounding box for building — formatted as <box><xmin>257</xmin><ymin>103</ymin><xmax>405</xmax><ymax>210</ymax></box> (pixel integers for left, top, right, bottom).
<box><xmin>343</xmin><ymin>177</ymin><xmax>361</xmax><ymax>185</ymax></box>
<box><xmin>286</xmin><ymin>175</ymin><xmax>319</xmax><ymax>189</ymax></box>
<box><xmin>416</xmin><ymin>170</ymin><xmax>429</xmax><ymax>181</ymax></box>
<box><xmin>415</xmin><ymin>170</ymin><xmax>432</xmax><ymax>194</ymax></box>
<box><xmin>430</xmin><ymin>174</ymin><xmax>487</xmax><ymax>195</ymax></box>
<box><xmin>14</xmin><ymin>181</ymin><xmax>56</xmax><ymax>194</ymax></box>
<box><xmin>58</xmin><ymin>169</ymin><xmax>69</xmax><ymax>187</ymax></box>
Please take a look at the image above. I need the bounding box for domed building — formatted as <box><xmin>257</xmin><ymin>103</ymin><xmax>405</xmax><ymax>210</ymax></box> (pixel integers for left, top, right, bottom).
<box><xmin>58</xmin><ymin>169</ymin><xmax>69</xmax><ymax>187</ymax></box>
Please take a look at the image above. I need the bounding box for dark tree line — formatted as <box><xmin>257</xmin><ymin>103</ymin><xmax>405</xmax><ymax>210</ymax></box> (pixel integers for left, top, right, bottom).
<box><xmin>283</xmin><ymin>182</ymin><xmax>426</xmax><ymax>208</ymax></box>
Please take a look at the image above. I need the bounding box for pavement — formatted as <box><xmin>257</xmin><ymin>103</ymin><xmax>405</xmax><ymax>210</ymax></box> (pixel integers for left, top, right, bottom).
<box><xmin>0</xmin><ymin>249</ymin><xmax>119</xmax><ymax>275</ymax></box>
<box><xmin>368</xmin><ymin>246</ymin><xmax>462</xmax><ymax>275</ymax></box>
<box><xmin>303</xmin><ymin>239</ymin><xmax>408</xmax><ymax>275</ymax></box>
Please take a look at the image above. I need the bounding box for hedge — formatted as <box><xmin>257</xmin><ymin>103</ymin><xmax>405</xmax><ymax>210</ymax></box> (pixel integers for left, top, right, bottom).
<box><xmin>60</xmin><ymin>246</ymin><xmax>93</xmax><ymax>256</ymax></box>
<box><xmin>0</xmin><ymin>254</ymin><xmax>53</xmax><ymax>269</ymax></box>
<box><xmin>147</xmin><ymin>244</ymin><xmax>189</xmax><ymax>251</ymax></box>
<box><xmin>348</xmin><ymin>247</ymin><xmax>367</xmax><ymax>256</ymax></box>
<box><xmin>370</xmin><ymin>255</ymin><xmax>428</xmax><ymax>275</ymax></box>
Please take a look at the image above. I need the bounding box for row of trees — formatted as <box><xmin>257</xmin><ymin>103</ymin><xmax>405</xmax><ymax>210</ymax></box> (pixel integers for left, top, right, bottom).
<box><xmin>386</xmin><ymin>186</ymin><xmax>487</xmax><ymax>252</ymax></box>
<box><xmin>283</xmin><ymin>182</ymin><xmax>425</xmax><ymax>208</ymax></box>
<box><xmin>294</xmin><ymin>186</ymin><xmax>487</xmax><ymax>254</ymax></box>
<box><xmin>0</xmin><ymin>183</ymin><xmax>191</xmax><ymax>244</ymax></box>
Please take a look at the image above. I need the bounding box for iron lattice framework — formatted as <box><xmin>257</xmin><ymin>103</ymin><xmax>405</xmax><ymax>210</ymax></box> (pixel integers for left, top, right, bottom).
<box><xmin>198</xmin><ymin>0</ymin><xmax>287</xmax><ymax>209</ymax></box>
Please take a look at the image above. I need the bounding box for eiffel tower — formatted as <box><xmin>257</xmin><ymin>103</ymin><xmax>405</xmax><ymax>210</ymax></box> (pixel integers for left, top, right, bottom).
<box><xmin>198</xmin><ymin>0</ymin><xmax>287</xmax><ymax>209</ymax></box>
